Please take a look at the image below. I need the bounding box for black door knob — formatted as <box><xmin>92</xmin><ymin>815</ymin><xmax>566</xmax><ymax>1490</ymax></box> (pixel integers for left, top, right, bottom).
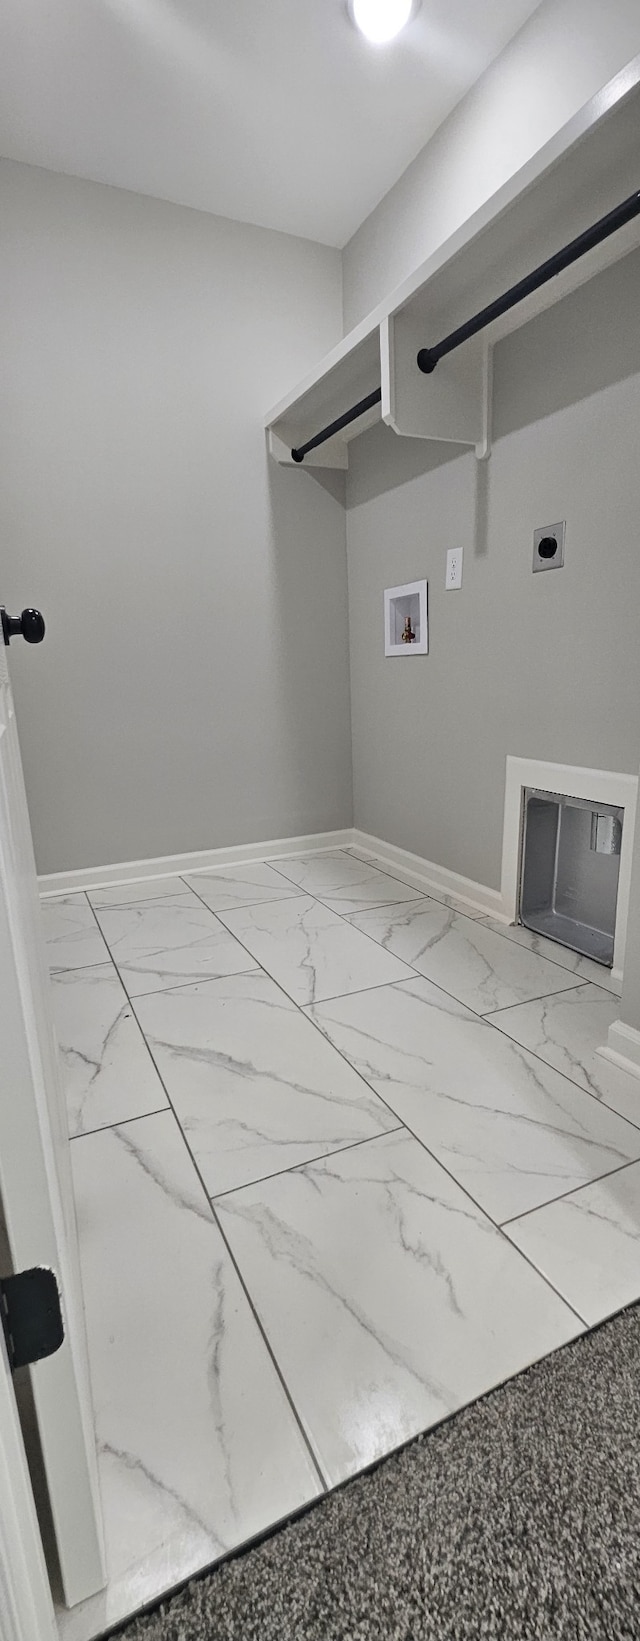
<box><xmin>1</xmin><ymin>608</ymin><xmax>46</xmax><ymax>646</ymax></box>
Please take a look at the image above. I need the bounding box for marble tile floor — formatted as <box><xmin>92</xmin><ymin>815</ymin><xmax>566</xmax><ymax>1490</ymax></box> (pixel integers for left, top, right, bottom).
<box><xmin>479</xmin><ymin>912</ymin><xmax>623</xmax><ymax>994</ymax></box>
<box><xmin>42</xmin><ymin>850</ymin><xmax>640</xmax><ymax>1641</ymax></box>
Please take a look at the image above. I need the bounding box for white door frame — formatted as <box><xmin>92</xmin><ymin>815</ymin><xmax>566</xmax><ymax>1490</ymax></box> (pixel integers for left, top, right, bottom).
<box><xmin>0</xmin><ymin>1328</ymin><xmax>58</xmax><ymax>1641</ymax></box>
<box><xmin>0</xmin><ymin>630</ymin><xmax>105</xmax><ymax>1607</ymax></box>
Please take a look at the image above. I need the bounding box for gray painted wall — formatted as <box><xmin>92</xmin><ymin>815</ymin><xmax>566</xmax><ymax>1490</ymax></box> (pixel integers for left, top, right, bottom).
<box><xmin>346</xmin><ymin>247</ymin><xmax>640</xmax><ymax>892</ymax></box>
<box><xmin>0</xmin><ymin>162</ymin><xmax>351</xmax><ymax>874</ymax></box>
<box><xmin>342</xmin><ymin>0</ymin><xmax>640</xmax><ymax>329</ymax></box>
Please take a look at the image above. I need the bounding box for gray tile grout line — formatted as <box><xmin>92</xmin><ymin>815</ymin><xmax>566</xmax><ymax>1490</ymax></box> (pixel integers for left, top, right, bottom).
<box><xmin>254</xmin><ymin>956</ymin><xmax>623</xmax><ymax>1333</ymax></box>
<box><xmin>90</xmin><ymin>882</ymin><xmax>301</xmax><ymax>921</ymax></box>
<box><xmin>483</xmin><ymin>984</ymin><xmax>593</xmax><ymax>1017</ymax></box>
<box><xmin>74</xmin><ymin>926</ymin><xmax>640</xmax><ymax>1468</ymax></box>
<box><xmin>57</xmin><ymin>881</ymin><xmax>640</xmax><ymax>1201</ymax></box>
<box><xmin>480</xmin><ymin>1244</ymin><xmax>586</xmax><ymax>1329</ymax></box>
<box><xmin>81</xmin><ymin>996</ymin><xmax>327</xmax><ymax>1493</ymax></box>
<box><xmin>309</xmin><ymin>904</ymin><xmax>580</xmax><ymax>1016</ymax></box>
<box><xmin>74</xmin><ymin>916</ymin><xmax>191</xmax><ymax>1123</ymax></box>
<box><xmin>46</xmin><ymin>879</ymin><xmax>302</xmax><ymax>911</ymax></box>
<box><xmin>264</xmin><ymin>856</ymin><xmax>425</xmax><ymax>916</ymax></box>
<box><xmin>87</xmin><ymin>875</ymin><xmax>421</xmax><ymax>1011</ymax></box>
<box><xmin>303</xmin><ymin>975</ymin><xmax>578</xmax><ymax>1013</ymax></box>
<box><xmin>481</xmin><ymin>1017</ymin><xmax>640</xmax><ymax>1135</ymax></box>
<box><xmin>184</xmin><ymin>876</ymin><xmax>449</xmax><ymax>1014</ymax></box>
<box><xmin>342</xmin><ymin>851</ymin><xmax>506</xmax><ymax>921</ymax></box>
<box><xmin>139</xmin><ymin>904</ymin><xmax>592</xmax><ymax>1333</ymax></box>
<box><xmin>310</xmin><ymin>894</ymin><xmax>421</xmax><ymax>916</ymax></box>
<box><xmin>63</xmin><ymin>881</ymin><xmax>640</xmax><ymax>1222</ymax></box>
<box><xmin>267</xmin><ymin>893</ymin><xmax>432</xmax><ymax>988</ymax></box>
<box><xmin>499</xmin><ymin>1154</ymin><xmax>640</xmax><ymax>1227</ymax></box>
<box><xmin>66</xmin><ymin>859</ymin><xmax>620</xmax><ymax>1004</ymax></box>
<box><xmin>209</xmin><ymin>1204</ymin><xmax>328</xmax><ymax>1494</ymax></box>
<box><xmin>80</xmin><ymin>894</ymin><xmax>329</xmax><ymax>1491</ymax></box>
<box><xmin>72</xmin><ymin>910</ymin><xmax>408</xmax><ymax>1231</ymax></box>
<box><xmin>49</xmin><ymin>949</ymin><xmax>257</xmax><ymax>1003</ymax></box>
<box><xmin>177</xmin><ymin>881</ymin><xmax>303</xmax><ymax>915</ymax></box>
<box><xmin>182</xmin><ymin>880</ymin><xmax>318</xmax><ymax>991</ymax></box>
<box><xmin>321</xmin><ymin>889</ymin><xmax>597</xmax><ymax>1016</ymax></box>
<box><xmin>443</xmin><ymin>898</ymin><xmax>620</xmax><ymax>983</ymax></box>
<box><xmin>113</xmin><ymin>965</ymin><xmax>260</xmax><ymax>1001</ymax></box>
<box><xmin>89</xmin><ymin>886</ymin><xmax>262</xmax><ymax>998</ymax></box>
<box><xmin>210</xmin><ymin>1127</ymin><xmax>406</xmax><ymax>1204</ymax></box>
<box><xmin>130</xmin><ymin>1034</ymin><xmax>329</xmax><ymax>1498</ymax></box>
<box><xmin>45</xmin><ymin>870</ymin><xmax>635</xmax><ymax>1475</ymax></box>
<box><xmin>213</xmin><ymin>890</ymin><xmax>426</xmax><ymax>942</ymax></box>
<box><xmin>340</xmin><ymin>902</ymin><xmax>586</xmax><ymax>984</ymax></box>
<box><xmin>268</xmin><ymin>851</ymin><xmax>509</xmax><ymax>925</ymax></box>
<box><xmin>269</xmin><ymin>850</ymin><xmax>487</xmax><ymax>920</ymax></box>
<box><xmin>82</xmin><ymin>889</ymin><xmax>532</xmax><ymax>1314</ymax></box>
<box><xmin>105</xmin><ymin>914</ymin><xmax>412</xmax><ymax>1200</ymax></box>
<box><xmin>67</xmin><ymin>895</ymin><xmax>421</xmax><ymax>1191</ymax></box>
<box><xmin>181</xmin><ymin>878</ymin><xmax>425</xmax><ymax>1006</ymax></box>
<box><xmin>481</xmin><ymin>989</ymin><xmax>640</xmax><ymax>1135</ymax></box>
<box><xmin>312</xmin><ymin>972</ymin><xmax>640</xmax><ymax>1136</ymax></box>
<box><xmin>284</xmin><ymin>999</ymin><xmax>589</xmax><ymax>1329</ymax></box>
<box><xmin>338</xmin><ymin>848</ymin><xmax>624</xmax><ymax>990</ymax></box>
<box><xmin>41</xmin><ymin>862</ymin><xmax>626</xmax><ymax>992</ymax></box>
<box><xmin>477</xmin><ymin>919</ymin><xmax>622</xmax><ymax>988</ymax></box>
<box><xmin>57</xmin><ymin>877</ymin><xmax>623</xmax><ymax>1342</ymax></box>
<box><xmin>84</xmin><ymin>885</ymin><xmax>302</xmax><ymax>915</ymax></box>
<box><xmin>47</xmin><ymin>959</ymin><xmax>109</xmax><ymax>975</ymax></box>
<box><xmin>67</xmin><ymin>1013</ymin><xmax>404</xmax><ymax>1190</ymax></box>
<box><xmin>89</xmin><ymin>890</ymin><xmax>188</xmax><ymax>909</ymax></box>
<box><xmin>264</xmin><ymin>854</ymin><xmax>354</xmax><ymax>887</ymax></box>
<box><xmin>317</xmin><ymin>895</ymin><xmax>640</xmax><ymax>1135</ymax></box>
<box><xmin>113</xmin><ymin>919</ymin><xmax>640</xmax><ymax>1245</ymax></box>
<box><xmin>69</xmin><ymin>1107</ymin><xmax>170</xmax><ymax>1142</ymax></box>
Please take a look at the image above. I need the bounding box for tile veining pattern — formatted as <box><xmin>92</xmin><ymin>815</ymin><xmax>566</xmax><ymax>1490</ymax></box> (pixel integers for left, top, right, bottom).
<box><xmin>44</xmin><ymin>850</ymin><xmax>640</xmax><ymax>1641</ymax></box>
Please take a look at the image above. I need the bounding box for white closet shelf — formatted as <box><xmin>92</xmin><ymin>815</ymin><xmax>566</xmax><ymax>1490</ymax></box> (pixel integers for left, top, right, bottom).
<box><xmin>265</xmin><ymin>57</ymin><xmax>640</xmax><ymax>470</ymax></box>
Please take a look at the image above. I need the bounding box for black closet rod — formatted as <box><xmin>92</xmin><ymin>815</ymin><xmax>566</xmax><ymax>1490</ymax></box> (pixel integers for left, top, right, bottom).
<box><xmin>291</xmin><ymin>386</ymin><xmax>382</xmax><ymax>462</ymax></box>
<box><xmin>417</xmin><ymin>188</ymin><xmax>640</xmax><ymax>373</ymax></box>
<box><xmin>289</xmin><ymin>188</ymin><xmax>640</xmax><ymax>462</ymax></box>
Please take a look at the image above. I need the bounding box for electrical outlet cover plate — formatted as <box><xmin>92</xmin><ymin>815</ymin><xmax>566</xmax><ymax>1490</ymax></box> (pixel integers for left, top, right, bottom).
<box><xmin>533</xmin><ymin>520</ymin><xmax>565</xmax><ymax>572</ymax></box>
<box><xmin>446</xmin><ymin>547</ymin><xmax>463</xmax><ymax>589</ymax></box>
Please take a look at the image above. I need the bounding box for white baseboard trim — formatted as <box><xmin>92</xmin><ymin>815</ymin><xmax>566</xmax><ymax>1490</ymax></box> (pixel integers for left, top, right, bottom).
<box><xmin>351</xmin><ymin>830</ymin><xmax>503</xmax><ymax>918</ymax></box>
<box><xmin>37</xmin><ymin>821</ymin><xmax>631</xmax><ymax>1001</ymax></box>
<box><xmin>598</xmin><ymin>1019</ymin><xmax>640</xmax><ymax>1082</ymax></box>
<box><xmin>39</xmin><ymin>825</ymin><xmax>505</xmax><ymax>919</ymax></box>
<box><xmin>38</xmin><ymin>829</ymin><xmax>356</xmax><ymax>897</ymax></box>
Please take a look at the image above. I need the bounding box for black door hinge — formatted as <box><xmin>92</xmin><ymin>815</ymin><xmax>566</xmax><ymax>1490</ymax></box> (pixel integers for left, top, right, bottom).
<box><xmin>0</xmin><ymin>1268</ymin><xmax>65</xmax><ymax>1371</ymax></box>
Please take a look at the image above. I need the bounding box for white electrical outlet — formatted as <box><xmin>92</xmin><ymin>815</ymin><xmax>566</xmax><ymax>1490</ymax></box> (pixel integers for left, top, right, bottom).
<box><xmin>446</xmin><ymin>547</ymin><xmax>463</xmax><ymax>590</ymax></box>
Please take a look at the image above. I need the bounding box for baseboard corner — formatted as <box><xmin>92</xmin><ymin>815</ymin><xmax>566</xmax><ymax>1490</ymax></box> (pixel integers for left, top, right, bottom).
<box><xmin>597</xmin><ymin>1018</ymin><xmax>640</xmax><ymax>1083</ymax></box>
<box><xmin>351</xmin><ymin>830</ymin><xmax>502</xmax><ymax>919</ymax></box>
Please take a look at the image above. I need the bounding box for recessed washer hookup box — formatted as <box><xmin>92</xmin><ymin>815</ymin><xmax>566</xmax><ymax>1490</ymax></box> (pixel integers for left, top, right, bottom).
<box><xmin>520</xmin><ymin>788</ymin><xmax>623</xmax><ymax>968</ymax></box>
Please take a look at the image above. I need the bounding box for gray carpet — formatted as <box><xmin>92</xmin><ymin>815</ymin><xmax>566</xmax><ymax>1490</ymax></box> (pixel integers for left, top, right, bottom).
<box><xmin>118</xmin><ymin>1305</ymin><xmax>640</xmax><ymax>1641</ymax></box>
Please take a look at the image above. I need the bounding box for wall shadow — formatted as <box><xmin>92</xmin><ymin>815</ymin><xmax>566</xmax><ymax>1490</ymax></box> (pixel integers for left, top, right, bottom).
<box><xmin>265</xmin><ymin>451</ymin><xmax>353</xmax><ymax>832</ymax></box>
<box><xmin>346</xmin><ymin>419</ymin><xmax>462</xmax><ymax>510</ymax></box>
<box><xmin>493</xmin><ymin>245</ymin><xmax>640</xmax><ymax>440</ymax></box>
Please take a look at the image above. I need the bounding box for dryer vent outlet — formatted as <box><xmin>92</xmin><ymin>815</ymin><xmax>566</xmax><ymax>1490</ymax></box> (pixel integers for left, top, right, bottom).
<box><xmin>533</xmin><ymin>521</ymin><xmax>565</xmax><ymax>572</ymax></box>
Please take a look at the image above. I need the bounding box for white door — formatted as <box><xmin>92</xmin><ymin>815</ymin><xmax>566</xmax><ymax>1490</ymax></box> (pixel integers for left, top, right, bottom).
<box><xmin>0</xmin><ymin>606</ymin><xmax>105</xmax><ymax>1609</ymax></box>
<box><xmin>0</xmin><ymin>1325</ymin><xmax>58</xmax><ymax>1641</ymax></box>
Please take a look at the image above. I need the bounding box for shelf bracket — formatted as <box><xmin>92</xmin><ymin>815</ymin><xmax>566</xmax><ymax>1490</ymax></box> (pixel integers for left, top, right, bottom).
<box><xmin>382</xmin><ymin>312</ymin><xmax>486</xmax><ymax>453</ymax></box>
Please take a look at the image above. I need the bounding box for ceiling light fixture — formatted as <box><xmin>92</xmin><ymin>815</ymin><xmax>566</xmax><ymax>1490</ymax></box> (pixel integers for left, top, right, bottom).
<box><xmin>350</xmin><ymin>0</ymin><xmax>416</xmax><ymax>44</ymax></box>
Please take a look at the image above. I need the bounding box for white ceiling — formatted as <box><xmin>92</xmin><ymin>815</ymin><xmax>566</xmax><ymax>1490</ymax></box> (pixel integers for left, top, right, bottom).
<box><xmin>0</xmin><ymin>0</ymin><xmax>543</xmax><ymax>246</ymax></box>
